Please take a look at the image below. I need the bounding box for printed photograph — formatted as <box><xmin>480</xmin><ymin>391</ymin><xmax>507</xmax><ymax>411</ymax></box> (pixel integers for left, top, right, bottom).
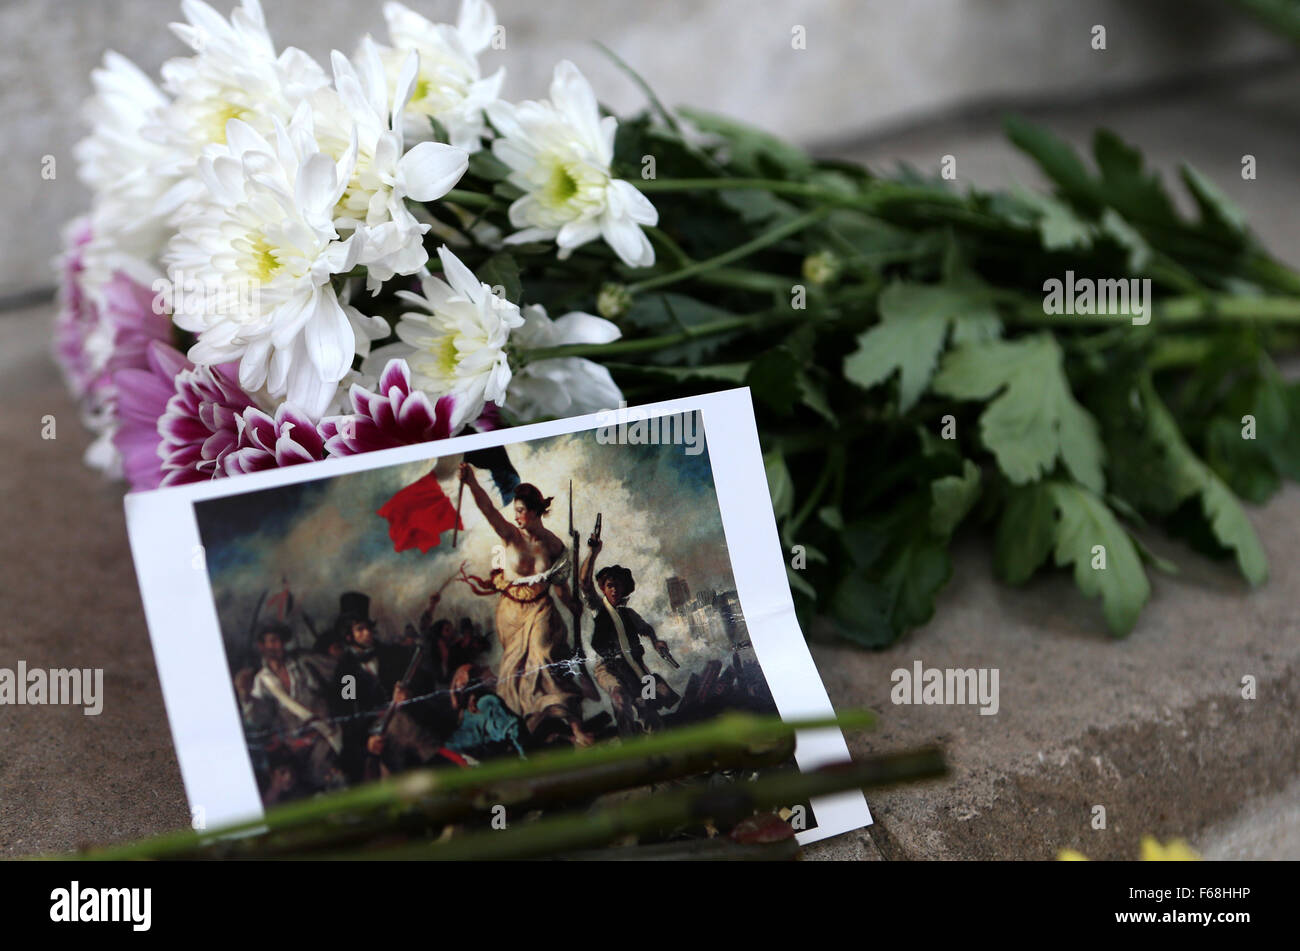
<box><xmin>193</xmin><ymin>410</ymin><xmax>802</xmax><ymax>822</ymax></box>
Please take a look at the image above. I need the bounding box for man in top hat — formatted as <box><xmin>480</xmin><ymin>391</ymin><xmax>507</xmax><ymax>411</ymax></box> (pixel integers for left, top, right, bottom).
<box><xmin>331</xmin><ymin>591</ymin><xmax>437</xmax><ymax>781</ymax></box>
<box><xmin>577</xmin><ymin>537</ymin><xmax>680</xmax><ymax>736</ymax></box>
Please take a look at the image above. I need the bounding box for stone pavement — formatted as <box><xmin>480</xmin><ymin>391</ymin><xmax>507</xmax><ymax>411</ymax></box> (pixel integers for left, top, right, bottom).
<box><xmin>3</xmin><ymin>64</ymin><xmax>1298</xmax><ymax>858</ymax></box>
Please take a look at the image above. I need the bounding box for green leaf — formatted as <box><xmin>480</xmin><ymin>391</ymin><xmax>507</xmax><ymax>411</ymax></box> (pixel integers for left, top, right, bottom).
<box><xmin>746</xmin><ymin>347</ymin><xmax>801</xmax><ymax>415</ymax></box>
<box><xmin>763</xmin><ymin>450</ymin><xmax>794</xmax><ymax>520</ymax></box>
<box><xmin>1180</xmin><ymin>164</ymin><xmax>1247</xmax><ymax>238</ymax></box>
<box><xmin>1205</xmin><ymin>417</ymin><xmax>1279</xmax><ymax>504</ymax></box>
<box><xmin>476</xmin><ymin>252</ymin><xmax>522</xmax><ymax>304</ymax></box>
<box><xmin>467</xmin><ymin>150</ymin><xmax>511</xmax><ymax>182</ymax></box>
<box><xmin>796</xmin><ymin>371</ymin><xmax>837</xmax><ymax>424</ymax></box>
<box><xmin>1098</xmin><ymin>209</ymin><xmax>1153</xmax><ymax>272</ymax></box>
<box><xmin>843</xmin><ymin>282</ymin><xmax>1001</xmax><ymax>411</ymax></box>
<box><xmin>929</xmin><ymin>459</ymin><xmax>981</xmax><ymax>535</ymax></box>
<box><xmin>623</xmin><ymin>294</ymin><xmax>745</xmax><ymax>366</ymax></box>
<box><xmin>624</xmin><ymin>293</ymin><xmax>731</xmax><ymax>332</ymax></box>
<box><xmin>994</xmin><ymin>481</ymin><xmax>1057</xmax><ymax>585</ymax></box>
<box><xmin>1046</xmin><ymin>481</ymin><xmax>1151</xmax><ymax>636</ymax></box>
<box><xmin>1011</xmin><ymin>187</ymin><xmax>1094</xmax><ymax>251</ymax></box>
<box><xmin>719</xmin><ymin>188</ymin><xmax>799</xmax><ymax>224</ymax></box>
<box><xmin>787</xmin><ymin>565</ymin><xmax>817</xmax><ymax>600</ymax></box>
<box><xmin>828</xmin><ymin>577</ymin><xmax>894</xmax><ymax>648</ymax></box>
<box><xmin>1253</xmin><ymin>368</ymin><xmax>1300</xmax><ymax>481</ymax></box>
<box><xmin>678</xmin><ymin>107</ymin><xmax>815</xmax><ymax>178</ymax></box>
<box><xmin>818</xmin><ymin>505</ymin><xmax>844</xmax><ymax>531</ymax></box>
<box><xmin>605</xmin><ymin>362</ymin><xmax>750</xmax><ymax>383</ymax></box>
<box><xmin>1199</xmin><ymin>478</ymin><xmax>1268</xmax><ymax>586</ymax></box>
<box><xmin>1004</xmin><ymin>115</ymin><xmax>1098</xmax><ymax>209</ymax></box>
<box><xmin>1092</xmin><ymin>129</ymin><xmax>1179</xmax><ymax>227</ymax></box>
<box><xmin>1099</xmin><ymin>375</ymin><xmax>1268</xmax><ymax>586</ymax></box>
<box><xmin>933</xmin><ymin>333</ymin><xmax>1106</xmax><ymax>492</ymax></box>
<box><xmin>831</xmin><ymin>534</ymin><xmax>951</xmax><ymax>647</ymax></box>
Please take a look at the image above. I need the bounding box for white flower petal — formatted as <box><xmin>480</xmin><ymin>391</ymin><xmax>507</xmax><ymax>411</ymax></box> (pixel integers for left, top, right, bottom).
<box><xmin>397</xmin><ymin>141</ymin><xmax>468</xmax><ymax>201</ymax></box>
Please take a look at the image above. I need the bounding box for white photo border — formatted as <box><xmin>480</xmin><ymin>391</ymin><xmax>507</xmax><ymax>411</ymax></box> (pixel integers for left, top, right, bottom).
<box><xmin>124</xmin><ymin>387</ymin><xmax>871</xmax><ymax>845</ymax></box>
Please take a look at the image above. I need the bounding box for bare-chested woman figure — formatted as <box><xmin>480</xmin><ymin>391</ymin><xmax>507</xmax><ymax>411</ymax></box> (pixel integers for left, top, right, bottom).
<box><xmin>458</xmin><ymin>463</ymin><xmax>594</xmax><ymax>747</ymax></box>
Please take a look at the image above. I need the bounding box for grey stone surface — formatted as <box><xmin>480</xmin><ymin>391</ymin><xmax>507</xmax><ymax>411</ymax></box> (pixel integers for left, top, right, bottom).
<box><xmin>1</xmin><ymin>0</ymin><xmax>1291</xmax><ymax>295</ymax></box>
<box><xmin>1198</xmin><ymin>775</ymin><xmax>1300</xmax><ymax>860</ymax></box>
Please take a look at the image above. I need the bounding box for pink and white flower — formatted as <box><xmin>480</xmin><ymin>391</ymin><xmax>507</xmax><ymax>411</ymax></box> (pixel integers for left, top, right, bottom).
<box><xmin>113</xmin><ymin>341</ymin><xmax>258</xmax><ymax>490</ymax></box>
<box><xmin>53</xmin><ymin>219</ymin><xmax>100</xmax><ymax>401</ymax></box>
<box><xmin>320</xmin><ymin>358</ymin><xmax>455</xmax><ymax>454</ymax></box>
<box><xmin>225</xmin><ymin>404</ymin><xmax>327</xmax><ymax>473</ymax></box>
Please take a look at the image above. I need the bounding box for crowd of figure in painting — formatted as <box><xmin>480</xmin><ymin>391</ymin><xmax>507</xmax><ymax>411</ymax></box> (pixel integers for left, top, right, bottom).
<box><xmin>235</xmin><ymin>471</ymin><xmax>773</xmax><ymax>805</ymax></box>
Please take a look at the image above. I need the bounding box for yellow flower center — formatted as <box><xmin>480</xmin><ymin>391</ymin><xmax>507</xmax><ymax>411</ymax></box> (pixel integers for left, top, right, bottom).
<box><xmin>543</xmin><ymin>160</ymin><xmax>580</xmax><ymax>208</ymax></box>
<box><xmin>248</xmin><ymin>235</ymin><xmax>281</xmax><ymax>283</ymax></box>
<box><xmin>435</xmin><ymin>334</ymin><xmax>460</xmax><ymax>377</ymax></box>
<box><xmin>207</xmin><ymin>100</ymin><xmax>249</xmax><ymax>144</ymax></box>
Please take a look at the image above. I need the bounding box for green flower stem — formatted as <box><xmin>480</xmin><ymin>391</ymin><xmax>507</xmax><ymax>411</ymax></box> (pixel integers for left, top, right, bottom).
<box><xmin>643</xmin><ymin>228</ymin><xmax>795</xmax><ymax>294</ymax></box>
<box><xmin>332</xmin><ymin>747</ymin><xmax>946</xmax><ymax>861</ymax></box>
<box><xmin>519</xmin><ymin>311</ymin><xmax>793</xmax><ymax>364</ymax></box>
<box><xmin>626</xmin><ymin>208</ymin><xmax>831</xmax><ymax>296</ymax></box>
<box><xmin>698</xmin><ymin>268</ymin><xmax>797</xmax><ymax>294</ymax></box>
<box><xmin>443</xmin><ymin>188</ymin><xmax>500</xmax><ymax>209</ymax></box>
<box><xmin>211</xmin><ymin>733</ymin><xmax>801</xmax><ymax>859</ymax></box>
<box><xmin>73</xmin><ymin>711</ymin><xmax>871</xmax><ymax>861</ymax></box>
<box><xmin>1003</xmin><ymin>293</ymin><xmax>1300</xmax><ymax>327</ymax></box>
<box><xmin>635</xmin><ymin>177</ymin><xmax>861</xmax><ymax>206</ymax></box>
<box><xmin>785</xmin><ymin>446</ymin><xmax>841</xmax><ymax>539</ymax></box>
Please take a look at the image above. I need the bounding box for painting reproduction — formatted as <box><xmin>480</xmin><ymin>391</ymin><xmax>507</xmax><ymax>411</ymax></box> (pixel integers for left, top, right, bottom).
<box><xmin>125</xmin><ymin>389</ymin><xmax>869</xmax><ymax>843</ymax></box>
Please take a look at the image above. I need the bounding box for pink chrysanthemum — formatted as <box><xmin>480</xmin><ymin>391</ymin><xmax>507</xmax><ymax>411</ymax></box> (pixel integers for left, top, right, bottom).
<box><xmin>52</xmin><ymin>219</ymin><xmax>98</xmax><ymax>399</ymax></box>
<box><xmin>320</xmin><ymin>358</ymin><xmax>456</xmax><ymax>455</ymax></box>
<box><xmin>113</xmin><ymin>341</ymin><xmax>257</xmax><ymax>490</ymax></box>
<box><xmin>225</xmin><ymin>405</ymin><xmax>326</xmax><ymax>474</ymax></box>
<box><xmin>92</xmin><ymin>270</ymin><xmax>172</xmax><ymax>382</ymax></box>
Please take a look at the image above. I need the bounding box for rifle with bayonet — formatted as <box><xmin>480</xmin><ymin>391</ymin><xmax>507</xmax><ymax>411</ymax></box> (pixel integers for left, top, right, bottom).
<box><xmin>364</xmin><ymin>644</ymin><xmax>424</xmax><ymax>780</ymax></box>
<box><xmin>568</xmin><ymin>481</ymin><xmax>600</xmax><ymax>701</ymax></box>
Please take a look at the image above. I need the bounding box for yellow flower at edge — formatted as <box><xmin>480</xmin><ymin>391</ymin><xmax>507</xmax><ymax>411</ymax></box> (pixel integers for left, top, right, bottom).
<box><xmin>1056</xmin><ymin>837</ymin><xmax>1202</xmax><ymax>861</ymax></box>
<box><xmin>1139</xmin><ymin>837</ymin><xmax>1201</xmax><ymax>861</ymax></box>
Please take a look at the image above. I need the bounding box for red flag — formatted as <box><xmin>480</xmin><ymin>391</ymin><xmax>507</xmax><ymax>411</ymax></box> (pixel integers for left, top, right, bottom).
<box><xmin>377</xmin><ymin>472</ymin><xmax>463</xmax><ymax>553</ymax></box>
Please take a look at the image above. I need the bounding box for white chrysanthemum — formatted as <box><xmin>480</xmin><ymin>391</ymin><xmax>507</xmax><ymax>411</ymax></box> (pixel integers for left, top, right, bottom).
<box><xmin>381</xmin><ymin>0</ymin><xmax>504</xmax><ymax>152</ymax></box>
<box><xmin>506</xmin><ymin>306</ymin><xmax>623</xmax><ymax>420</ymax></box>
<box><xmin>146</xmin><ymin>0</ymin><xmax>329</xmax><ymax>210</ymax></box>
<box><xmin>314</xmin><ymin>38</ymin><xmax>468</xmax><ymax>290</ymax></box>
<box><xmin>366</xmin><ymin>245</ymin><xmax>524</xmax><ymax>430</ymax></box>
<box><xmin>165</xmin><ymin>105</ymin><xmax>386</xmax><ymax>419</ymax></box>
<box><xmin>487</xmin><ymin>60</ymin><xmax>658</xmax><ymax>268</ymax></box>
<box><xmin>74</xmin><ymin>51</ymin><xmax>178</xmax><ymax>293</ymax></box>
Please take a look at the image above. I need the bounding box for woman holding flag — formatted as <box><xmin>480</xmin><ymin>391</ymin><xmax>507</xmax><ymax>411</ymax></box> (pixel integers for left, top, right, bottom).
<box><xmin>457</xmin><ymin>463</ymin><xmax>595</xmax><ymax>748</ymax></box>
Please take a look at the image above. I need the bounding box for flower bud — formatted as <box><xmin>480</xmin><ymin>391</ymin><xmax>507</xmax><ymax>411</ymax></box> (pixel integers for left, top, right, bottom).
<box><xmin>801</xmin><ymin>250</ymin><xmax>841</xmax><ymax>286</ymax></box>
<box><xmin>597</xmin><ymin>282</ymin><xmax>633</xmax><ymax>321</ymax></box>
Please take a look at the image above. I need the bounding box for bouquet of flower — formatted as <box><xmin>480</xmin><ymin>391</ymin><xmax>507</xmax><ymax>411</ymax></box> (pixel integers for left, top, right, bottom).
<box><xmin>58</xmin><ymin>0</ymin><xmax>1300</xmax><ymax>645</ymax></box>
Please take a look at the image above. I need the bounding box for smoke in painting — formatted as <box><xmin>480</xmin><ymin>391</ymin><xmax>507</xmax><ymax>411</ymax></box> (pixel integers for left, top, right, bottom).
<box><xmin>192</xmin><ymin>411</ymin><xmax>796</xmax><ymax>817</ymax></box>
